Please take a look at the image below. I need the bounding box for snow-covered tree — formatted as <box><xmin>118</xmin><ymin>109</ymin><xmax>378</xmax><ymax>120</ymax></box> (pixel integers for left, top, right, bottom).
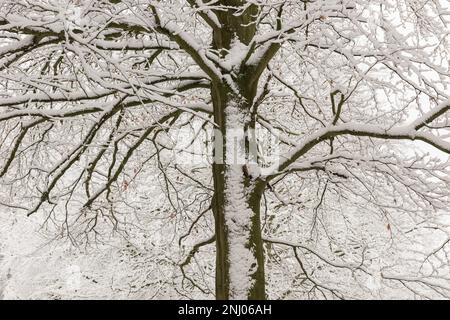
<box><xmin>1</xmin><ymin>0</ymin><xmax>450</xmax><ymax>300</ymax></box>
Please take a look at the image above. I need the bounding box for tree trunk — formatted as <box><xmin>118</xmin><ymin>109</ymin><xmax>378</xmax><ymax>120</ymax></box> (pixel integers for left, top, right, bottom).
<box><xmin>0</xmin><ymin>254</ymin><xmax>5</xmax><ymax>300</ymax></box>
<box><xmin>212</xmin><ymin>85</ymin><xmax>266</xmax><ymax>300</ymax></box>
<box><xmin>213</xmin><ymin>163</ymin><xmax>266</xmax><ymax>299</ymax></box>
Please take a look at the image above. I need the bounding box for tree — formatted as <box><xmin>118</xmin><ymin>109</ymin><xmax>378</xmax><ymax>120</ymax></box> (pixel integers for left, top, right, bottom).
<box><xmin>1</xmin><ymin>0</ymin><xmax>450</xmax><ymax>300</ymax></box>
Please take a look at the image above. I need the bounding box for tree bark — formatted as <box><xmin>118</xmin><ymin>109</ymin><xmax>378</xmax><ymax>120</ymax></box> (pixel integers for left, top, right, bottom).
<box><xmin>212</xmin><ymin>163</ymin><xmax>266</xmax><ymax>299</ymax></box>
<box><xmin>211</xmin><ymin>84</ymin><xmax>266</xmax><ymax>300</ymax></box>
<box><xmin>210</xmin><ymin>2</ymin><xmax>266</xmax><ymax>299</ymax></box>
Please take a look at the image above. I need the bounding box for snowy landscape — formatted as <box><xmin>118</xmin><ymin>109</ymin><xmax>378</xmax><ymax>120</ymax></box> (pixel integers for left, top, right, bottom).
<box><xmin>1</xmin><ymin>0</ymin><xmax>450</xmax><ymax>300</ymax></box>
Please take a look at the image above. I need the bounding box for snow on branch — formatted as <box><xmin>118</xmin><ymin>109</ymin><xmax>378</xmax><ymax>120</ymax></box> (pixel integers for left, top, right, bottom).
<box><xmin>267</xmin><ymin>100</ymin><xmax>450</xmax><ymax>178</ymax></box>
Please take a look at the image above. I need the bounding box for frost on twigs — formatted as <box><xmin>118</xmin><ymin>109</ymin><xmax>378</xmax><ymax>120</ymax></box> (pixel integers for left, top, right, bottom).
<box><xmin>0</xmin><ymin>0</ymin><xmax>450</xmax><ymax>300</ymax></box>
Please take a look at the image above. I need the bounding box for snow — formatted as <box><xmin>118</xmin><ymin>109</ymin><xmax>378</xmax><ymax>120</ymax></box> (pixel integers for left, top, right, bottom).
<box><xmin>157</xmin><ymin>17</ymin><xmax>223</xmax><ymax>81</ymax></box>
<box><xmin>223</xmin><ymin>165</ymin><xmax>256</xmax><ymax>299</ymax></box>
<box><xmin>223</xmin><ymin>100</ymin><xmax>257</xmax><ymax>299</ymax></box>
<box><xmin>1</xmin><ymin>0</ymin><xmax>450</xmax><ymax>301</ymax></box>
<box><xmin>267</xmin><ymin>112</ymin><xmax>450</xmax><ymax>177</ymax></box>
<box><xmin>221</xmin><ymin>39</ymin><xmax>249</xmax><ymax>72</ymax></box>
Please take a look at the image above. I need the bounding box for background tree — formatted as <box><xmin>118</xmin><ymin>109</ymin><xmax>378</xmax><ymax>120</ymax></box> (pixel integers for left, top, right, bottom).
<box><xmin>1</xmin><ymin>0</ymin><xmax>450</xmax><ymax>300</ymax></box>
